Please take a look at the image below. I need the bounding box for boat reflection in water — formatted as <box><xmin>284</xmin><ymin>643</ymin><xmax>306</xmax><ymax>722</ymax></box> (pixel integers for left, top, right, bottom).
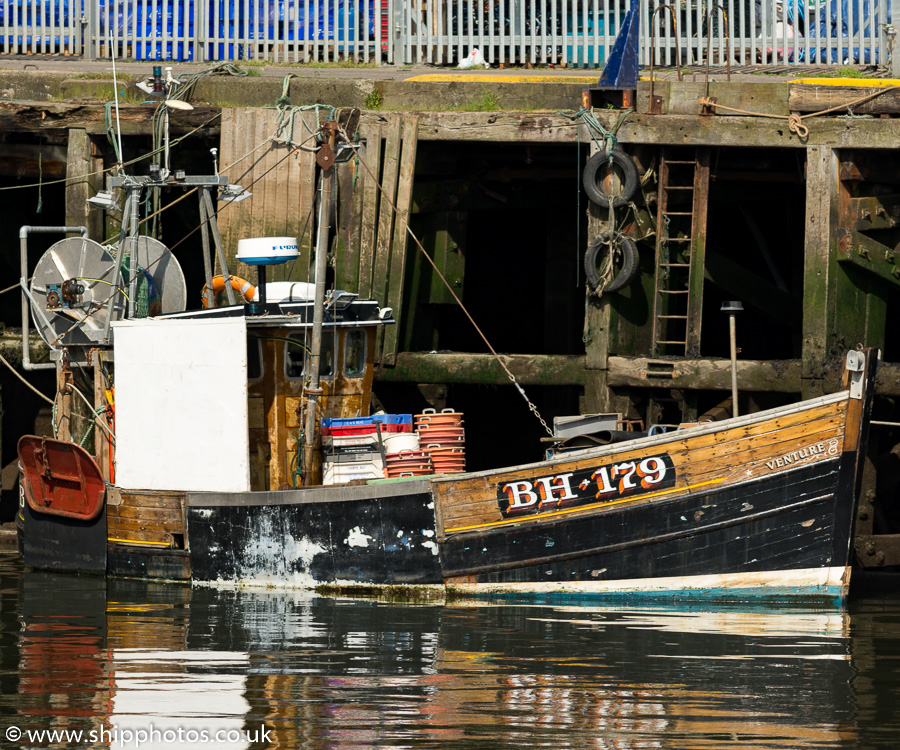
<box><xmin>3</xmin><ymin>559</ymin><xmax>871</xmax><ymax>749</ymax></box>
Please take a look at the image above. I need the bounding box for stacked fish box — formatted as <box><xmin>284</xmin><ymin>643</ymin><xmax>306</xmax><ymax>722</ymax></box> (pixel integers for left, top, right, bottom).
<box><xmin>381</xmin><ymin>422</ymin><xmax>433</xmax><ymax>478</ymax></box>
<box><xmin>321</xmin><ymin>415</ymin><xmax>412</xmax><ymax>485</ymax></box>
<box><xmin>415</xmin><ymin>409</ymin><xmax>466</xmax><ymax>474</ymax></box>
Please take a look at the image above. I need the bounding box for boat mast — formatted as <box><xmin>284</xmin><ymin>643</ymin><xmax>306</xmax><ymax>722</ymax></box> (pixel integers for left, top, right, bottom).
<box><xmin>302</xmin><ymin>121</ymin><xmax>338</xmax><ymax>485</ymax></box>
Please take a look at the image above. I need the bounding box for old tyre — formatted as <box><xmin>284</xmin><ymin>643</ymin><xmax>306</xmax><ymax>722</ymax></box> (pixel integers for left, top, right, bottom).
<box><xmin>582</xmin><ymin>148</ymin><xmax>639</xmax><ymax>208</ymax></box>
<box><xmin>584</xmin><ymin>231</ymin><xmax>640</xmax><ymax>293</ymax></box>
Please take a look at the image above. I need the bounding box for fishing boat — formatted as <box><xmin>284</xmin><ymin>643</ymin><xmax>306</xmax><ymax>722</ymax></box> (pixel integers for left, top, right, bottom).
<box><xmin>14</xmin><ymin>275</ymin><xmax>878</xmax><ymax>605</ymax></box>
<box><xmin>13</xmin><ymin>104</ymin><xmax>878</xmax><ymax>606</ymax></box>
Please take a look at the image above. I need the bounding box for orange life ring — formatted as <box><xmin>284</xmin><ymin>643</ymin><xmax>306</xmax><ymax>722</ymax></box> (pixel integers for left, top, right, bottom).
<box><xmin>201</xmin><ymin>275</ymin><xmax>256</xmax><ymax>309</ymax></box>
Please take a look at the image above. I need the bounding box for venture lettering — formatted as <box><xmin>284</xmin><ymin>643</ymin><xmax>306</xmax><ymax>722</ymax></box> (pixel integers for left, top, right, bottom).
<box><xmin>765</xmin><ymin>440</ymin><xmax>839</xmax><ymax>471</ymax></box>
<box><xmin>497</xmin><ymin>454</ymin><xmax>677</xmax><ymax>518</ymax></box>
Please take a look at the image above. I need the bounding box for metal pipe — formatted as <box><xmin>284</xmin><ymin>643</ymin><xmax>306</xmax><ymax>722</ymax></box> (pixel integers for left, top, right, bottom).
<box><xmin>649</xmin><ymin>3</ymin><xmax>683</xmax><ymax>107</ymax></box>
<box><xmin>103</xmin><ymin>189</ymin><xmax>132</xmax><ymax>343</ymax></box>
<box><xmin>302</xmin><ymin>125</ymin><xmax>337</xmax><ymax>485</ymax></box>
<box><xmin>201</xmin><ymin>188</ymin><xmax>236</xmax><ymax>305</ymax></box>
<box><xmin>705</xmin><ymin>4</ymin><xmax>732</xmax><ymax>100</ymax></box>
<box><xmin>126</xmin><ymin>184</ymin><xmax>142</xmax><ymax>318</ymax></box>
<box><xmin>729</xmin><ymin>312</ymin><xmax>739</xmax><ymax>417</ymax></box>
<box><xmin>19</xmin><ymin>225</ymin><xmax>88</xmax><ymax>371</ymax></box>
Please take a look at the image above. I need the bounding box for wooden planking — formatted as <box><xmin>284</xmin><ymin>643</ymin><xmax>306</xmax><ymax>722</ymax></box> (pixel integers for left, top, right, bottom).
<box><xmin>108</xmin><ymin>491</ymin><xmax>185</xmax><ymax>547</ymax></box>
<box><xmin>436</xmin><ymin>399</ymin><xmax>849</xmax><ymax>531</ymax></box>
<box><xmin>440</xmin><ymin>417</ymin><xmax>847</xmax><ymax>529</ymax></box>
<box><xmin>296</xmin><ymin>111</ymin><xmax>319</xmax><ymax>282</ymax></box>
<box><xmin>357</xmin><ymin>123</ymin><xmax>382</xmax><ymax>298</ymax></box>
<box><xmin>382</xmin><ymin>114</ymin><xmax>420</xmax><ymax>366</ymax></box>
<box><xmin>217</xmin><ymin>107</ymin><xmax>314</xmax><ymax>281</ymax></box>
<box><xmin>372</xmin><ymin>116</ymin><xmax>403</xmax><ymax>306</ymax></box>
<box><xmin>333</xmin><ymin>157</ymin><xmax>360</xmax><ymax>292</ymax></box>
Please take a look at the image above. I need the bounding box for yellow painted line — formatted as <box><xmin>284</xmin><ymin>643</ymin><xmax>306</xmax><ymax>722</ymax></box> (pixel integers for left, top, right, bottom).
<box><xmin>108</xmin><ymin>537</ymin><xmax>171</xmax><ymax>547</ymax></box>
<box><xmin>444</xmin><ymin>478</ymin><xmax>725</xmax><ymax>533</ymax></box>
<box><xmin>406</xmin><ymin>74</ymin><xmax>654</xmax><ymax>84</ymax></box>
<box><xmin>791</xmin><ymin>78</ymin><xmax>900</xmax><ymax>87</ymax></box>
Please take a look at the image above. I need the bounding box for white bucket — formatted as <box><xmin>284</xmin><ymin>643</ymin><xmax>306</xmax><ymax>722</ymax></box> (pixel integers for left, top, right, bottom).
<box><xmin>383</xmin><ymin>433</ymin><xmax>420</xmax><ymax>453</ymax></box>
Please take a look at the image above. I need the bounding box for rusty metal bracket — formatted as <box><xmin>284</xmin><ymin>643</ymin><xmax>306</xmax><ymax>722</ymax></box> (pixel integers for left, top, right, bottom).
<box><xmin>700</xmin><ymin>96</ymin><xmax>717</xmax><ymax>116</ymax></box>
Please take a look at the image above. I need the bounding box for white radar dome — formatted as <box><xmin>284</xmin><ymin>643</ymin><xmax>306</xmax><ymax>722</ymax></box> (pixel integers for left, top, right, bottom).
<box><xmin>236</xmin><ymin>237</ymin><xmax>299</xmax><ymax>266</ymax></box>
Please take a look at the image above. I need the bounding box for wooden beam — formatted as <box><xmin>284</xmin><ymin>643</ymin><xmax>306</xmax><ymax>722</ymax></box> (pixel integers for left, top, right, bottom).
<box><xmin>64</xmin><ymin>129</ymin><xmax>103</xmax><ymax>240</ymax></box>
<box><xmin>372</xmin><ymin>116</ymin><xmax>402</xmax><ymax>307</ymax></box>
<box><xmin>802</xmin><ymin>145</ymin><xmax>840</xmax><ymax>398</ymax></box>
<box><xmin>0</xmin><ymin>102</ymin><xmax>221</xmax><ymax>136</ymax></box>
<box><xmin>848</xmin><ymin>194</ymin><xmax>900</xmax><ymax>232</ymax></box>
<box><xmin>357</xmin><ymin>123</ymin><xmax>382</xmax><ymax>298</ymax></box>
<box><xmin>376</xmin><ymin>353</ymin><xmax>589</xmax><ymax>386</ymax></box>
<box><xmin>608</xmin><ymin>356</ymin><xmax>803</xmax><ymax>393</ymax></box>
<box><xmin>686</xmin><ymin>148</ymin><xmax>710</xmax><ymax>356</ymax></box>
<box><xmin>854</xmin><ymin>534</ymin><xmax>900</xmax><ymax>567</ymax></box>
<box><xmin>382</xmin><ymin>114</ymin><xmax>420</xmax><ymax>366</ymax></box>
<box><xmin>6</xmin><ymin>101</ymin><xmax>900</xmax><ymax>149</ymax></box>
<box><xmin>837</xmin><ymin>228</ymin><xmax>900</xmax><ymax>287</ymax></box>
<box><xmin>789</xmin><ymin>84</ymin><xmax>900</xmax><ymax>115</ymax></box>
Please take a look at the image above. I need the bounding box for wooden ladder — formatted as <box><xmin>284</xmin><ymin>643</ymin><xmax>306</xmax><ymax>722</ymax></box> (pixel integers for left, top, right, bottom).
<box><xmin>651</xmin><ymin>147</ymin><xmax>710</xmax><ymax>357</ymax></box>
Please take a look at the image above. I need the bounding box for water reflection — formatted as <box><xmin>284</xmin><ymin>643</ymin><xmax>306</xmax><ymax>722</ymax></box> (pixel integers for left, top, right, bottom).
<box><xmin>2</xmin><ymin>554</ymin><xmax>899</xmax><ymax>749</ymax></box>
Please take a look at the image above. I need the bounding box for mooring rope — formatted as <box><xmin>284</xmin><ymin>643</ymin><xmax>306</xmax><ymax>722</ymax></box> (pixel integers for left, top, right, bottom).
<box><xmin>698</xmin><ymin>85</ymin><xmax>900</xmax><ymax>139</ymax></box>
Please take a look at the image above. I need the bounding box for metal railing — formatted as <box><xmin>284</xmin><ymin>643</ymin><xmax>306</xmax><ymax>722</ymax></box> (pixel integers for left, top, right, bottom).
<box><xmin>0</xmin><ymin>1</ymin><xmax>892</xmax><ymax>68</ymax></box>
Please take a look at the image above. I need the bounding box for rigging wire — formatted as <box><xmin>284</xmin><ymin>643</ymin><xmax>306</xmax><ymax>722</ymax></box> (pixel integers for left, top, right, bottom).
<box><xmin>47</xmin><ymin>137</ymin><xmax>313</xmax><ymax>346</ymax></box>
<box><xmin>0</xmin><ymin>112</ymin><xmax>224</xmax><ymax>194</ymax></box>
<box><xmin>344</xmin><ymin>124</ymin><xmax>554</xmax><ymax>437</ymax></box>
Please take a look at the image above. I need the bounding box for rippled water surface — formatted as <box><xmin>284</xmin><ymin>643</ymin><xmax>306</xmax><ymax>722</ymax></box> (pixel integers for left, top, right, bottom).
<box><xmin>2</xmin><ymin>554</ymin><xmax>900</xmax><ymax>749</ymax></box>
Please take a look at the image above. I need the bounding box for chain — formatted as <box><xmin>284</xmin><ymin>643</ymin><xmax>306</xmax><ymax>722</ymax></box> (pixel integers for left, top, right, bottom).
<box><xmin>511</xmin><ymin>378</ymin><xmax>552</xmax><ymax>436</ymax></box>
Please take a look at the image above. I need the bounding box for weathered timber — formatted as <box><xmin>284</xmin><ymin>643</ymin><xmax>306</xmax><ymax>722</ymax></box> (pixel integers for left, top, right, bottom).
<box><xmin>849</xmin><ymin>194</ymin><xmax>900</xmax><ymax>231</ymax></box>
<box><xmin>334</xmin><ymin>158</ymin><xmax>360</xmax><ymax>291</ymax></box>
<box><xmin>375</xmin><ymin>353</ymin><xmax>589</xmax><ymax>386</ymax></box>
<box><xmin>802</xmin><ymin>145</ymin><xmax>839</xmax><ymax>397</ymax></box>
<box><xmin>357</xmin><ymin>123</ymin><xmax>382</xmax><ymax>298</ymax></box>
<box><xmin>297</xmin><ymin>110</ymin><xmax>318</xmax><ymax>276</ymax></box>
<box><xmin>217</xmin><ymin>108</ymin><xmax>315</xmax><ymax>281</ymax></box>
<box><xmin>372</xmin><ymin>116</ymin><xmax>402</xmax><ymax>307</ymax></box>
<box><xmin>837</xmin><ymin>228</ymin><xmax>900</xmax><ymax>286</ymax></box>
<box><xmin>686</xmin><ymin>148</ymin><xmax>710</xmax><ymax>356</ymax></box>
<box><xmin>64</xmin><ymin>129</ymin><xmax>103</xmax><ymax>240</ymax></box>
<box><xmin>0</xmin><ymin>102</ymin><xmax>220</xmax><ymax>135</ymax></box>
<box><xmin>383</xmin><ymin>114</ymin><xmax>420</xmax><ymax>367</ymax></box>
<box><xmin>5</xmin><ymin>101</ymin><xmax>900</xmax><ymax>149</ymax></box>
<box><xmin>0</xmin><ymin>143</ymin><xmax>66</xmax><ymax>179</ymax></box>
<box><xmin>854</xmin><ymin>534</ymin><xmax>900</xmax><ymax>567</ymax></box>
<box><xmin>789</xmin><ymin>84</ymin><xmax>900</xmax><ymax>115</ymax></box>
<box><xmin>645</xmin><ymin>81</ymin><xmax>790</xmax><ymax>117</ymax></box>
<box><xmin>607</xmin><ymin>357</ymin><xmax>803</xmax><ymax>393</ymax></box>
<box><xmin>355</xmin><ymin>111</ymin><xmax>900</xmax><ymax>148</ymax></box>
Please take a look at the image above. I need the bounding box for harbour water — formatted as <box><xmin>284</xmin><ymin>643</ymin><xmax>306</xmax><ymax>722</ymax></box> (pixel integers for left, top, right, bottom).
<box><xmin>1</xmin><ymin>553</ymin><xmax>899</xmax><ymax>749</ymax></box>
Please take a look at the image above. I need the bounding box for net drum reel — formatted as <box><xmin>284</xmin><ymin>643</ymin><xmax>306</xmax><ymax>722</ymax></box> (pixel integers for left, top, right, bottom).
<box><xmin>28</xmin><ymin>235</ymin><xmax>187</xmax><ymax>348</ymax></box>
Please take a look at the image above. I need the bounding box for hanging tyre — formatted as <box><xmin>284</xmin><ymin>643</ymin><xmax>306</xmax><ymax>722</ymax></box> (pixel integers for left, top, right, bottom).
<box><xmin>584</xmin><ymin>231</ymin><xmax>640</xmax><ymax>293</ymax></box>
<box><xmin>582</xmin><ymin>148</ymin><xmax>639</xmax><ymax>209</ymax></box>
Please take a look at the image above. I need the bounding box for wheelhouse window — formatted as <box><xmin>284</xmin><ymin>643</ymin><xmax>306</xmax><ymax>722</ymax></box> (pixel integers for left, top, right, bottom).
<box><xmin>285</xmin><ymin>332</ymin><xmax>334</xmax><ymax>380</ymax></box>
<box><xmin>344</xmin><ymin>329</ymin><xmax>366</xmax><ymax>377</ymax></box>
<box><xmin>247</xmin><ymin>336</ymin><xmax>263</xmax><ymax>382</ymax></box>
